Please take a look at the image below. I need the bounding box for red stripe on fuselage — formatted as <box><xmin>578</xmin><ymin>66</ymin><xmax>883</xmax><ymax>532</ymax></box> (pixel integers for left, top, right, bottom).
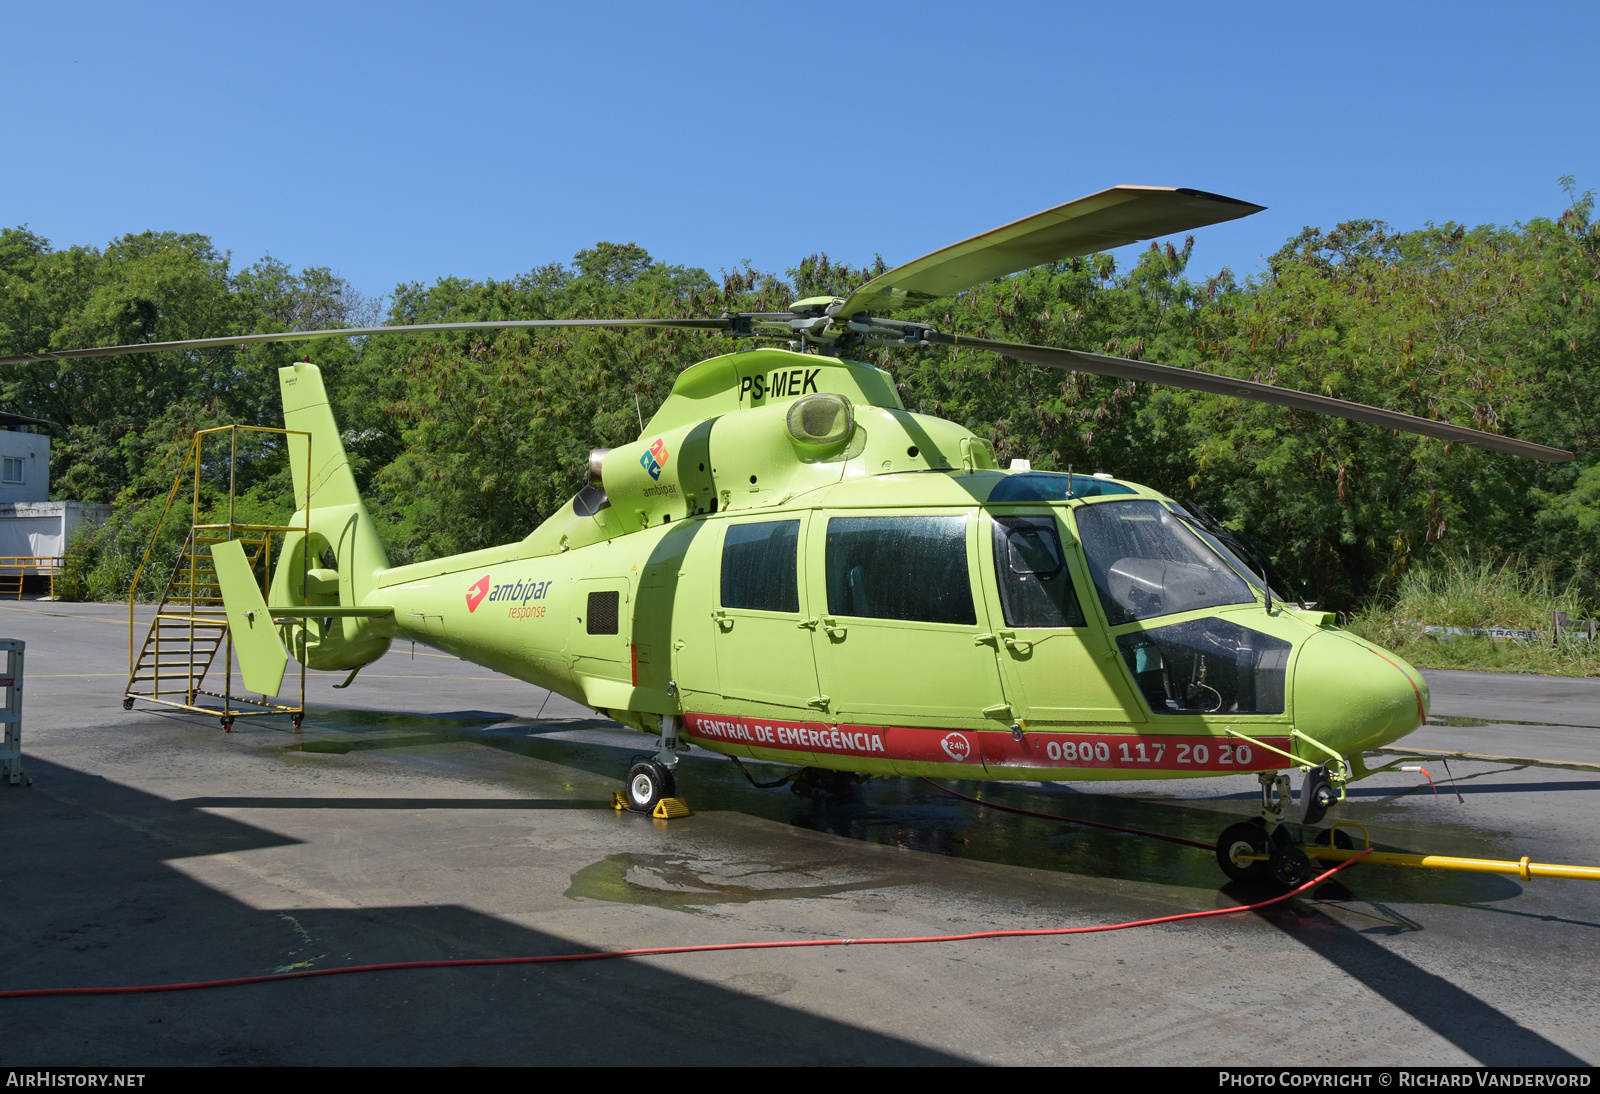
<box><xmin>682</xmin><ymin>712</ymin><xmax>1290</xmax><ymax>773</ymax></box>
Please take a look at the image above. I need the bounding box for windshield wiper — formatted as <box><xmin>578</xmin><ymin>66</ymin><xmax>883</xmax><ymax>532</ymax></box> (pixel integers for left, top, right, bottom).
<box><xmin>1181</xmin><ymin>501</ymin><xmax>1294</xmax><ymax>614</ymax></box>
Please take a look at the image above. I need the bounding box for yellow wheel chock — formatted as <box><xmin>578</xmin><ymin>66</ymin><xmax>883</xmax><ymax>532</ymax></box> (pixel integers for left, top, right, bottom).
<box><xmin>612</xmin><ymin>790</ymin><xmax>691</xmax><ymax>819</ymax></box>
<box><xmin>652</xmin><ymin>797</ymin><xmax>691</xmax><ymax>820</ymax></box>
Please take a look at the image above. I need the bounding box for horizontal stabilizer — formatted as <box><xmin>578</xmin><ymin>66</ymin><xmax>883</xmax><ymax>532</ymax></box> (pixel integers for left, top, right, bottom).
<box><xmin>209</xmin><ymin>540</ymin><xmax>289</xmax><ymax>697</ymax></box>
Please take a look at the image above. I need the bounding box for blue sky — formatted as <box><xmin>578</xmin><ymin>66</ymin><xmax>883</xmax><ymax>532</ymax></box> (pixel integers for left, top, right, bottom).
<box><xmin>4</xmin><ymin>1</ymin><xmax>1596</xmax><ymax>305</ymax></box>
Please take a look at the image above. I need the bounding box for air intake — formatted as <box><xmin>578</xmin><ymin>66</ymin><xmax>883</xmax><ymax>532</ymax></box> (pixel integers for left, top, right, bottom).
<box><xmin>785</xmin><ymin>393</ymin><xmax>854</xmax><ymax>447</ymax></box>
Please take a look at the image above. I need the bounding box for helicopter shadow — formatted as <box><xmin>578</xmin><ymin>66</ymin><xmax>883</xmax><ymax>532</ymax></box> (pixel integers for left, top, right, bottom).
<box><xmin>0</xmin><ymin>755</ymin><xmax>966</xmax><ymax>1066</ymax></box>
<box><xmin>143</xmin><ymin>708</ymin><xmax>1592</xmax><ymax>1065</ymax></box>
<box><xmin>1247</xmin><ymin>890</ymin><xmax>1588</xmax><ymax>1065</ymax></box>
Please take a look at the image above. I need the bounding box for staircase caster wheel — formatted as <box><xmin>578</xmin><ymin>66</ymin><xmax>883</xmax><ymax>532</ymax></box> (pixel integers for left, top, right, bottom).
<box><xmin>1311</xmin><ymin>828</ymin><xmax>1354</xmax><ymax>851</ymax></box>
<box><xmin>220</xmin><ymin>716</ymin><xmax>234</xmax><ymax>732</ymax></box>
<box><xmin>291</xmin><ymin>713</ymin><xmax>304</xmax><ymax>731</ymax></box>
<box><xmin>122</xmin><ymin>698</ymin><xmax>134</xmax><ymax>711</ymax></box>
<box><xmin>625</xmin><ymin>760</ymin><xmax>675</xmax><ymax>813</ymax></box>
<box><xmin>1216</xmin><ymin>821</ymin><xmax>1272</xmax><ymax>883</ymax></box>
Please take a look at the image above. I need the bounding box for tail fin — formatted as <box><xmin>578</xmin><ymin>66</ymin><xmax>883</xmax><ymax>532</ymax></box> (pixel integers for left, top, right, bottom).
<box><xmin>270</xmin><ymin>362</ymin><xmax>392</xmax><ymax>671</ymax></box>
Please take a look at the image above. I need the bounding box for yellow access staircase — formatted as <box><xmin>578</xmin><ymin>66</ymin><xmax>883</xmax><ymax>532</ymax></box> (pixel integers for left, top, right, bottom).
<box><xmin>125</xmin><ymin>527</ymin><xmax>271</xmax><ymax>714</ymax></box>
<box><xmin>123</xmin><ymin>425</ymin><xmax>309</xmax><ymax>729</ymax></box>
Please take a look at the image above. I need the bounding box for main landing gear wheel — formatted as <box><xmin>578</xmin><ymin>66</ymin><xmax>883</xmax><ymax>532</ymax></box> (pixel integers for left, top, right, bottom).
<box><xmin>625</xmin><ymin>760</ymin><xmax>675</xmax><ymax>813</ymax></box>
<box><xmin>1216</xmin><ymin>822</ymin><xmax>1273</xmax><ymax>883</ymax></box>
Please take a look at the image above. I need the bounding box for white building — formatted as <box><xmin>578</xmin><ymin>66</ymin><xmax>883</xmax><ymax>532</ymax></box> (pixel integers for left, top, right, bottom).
<box><xmin>0</xmin><ymin>414</ymin><xmax>111</xmax><ymax>565</ymax></box>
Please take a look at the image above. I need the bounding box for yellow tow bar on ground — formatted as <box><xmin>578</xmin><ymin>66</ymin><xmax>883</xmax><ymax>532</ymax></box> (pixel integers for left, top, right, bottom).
<box><xmin>1295</xmin><ymin>824</ymin><xmax>1600</xmax><ymax>882</ymax></box>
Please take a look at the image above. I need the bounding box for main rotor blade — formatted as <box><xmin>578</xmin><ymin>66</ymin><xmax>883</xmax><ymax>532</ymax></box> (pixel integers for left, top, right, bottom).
<box><xmin>839</xmin><ymin>186</ymin><xmax>1265</xmax><ymax>317</ymax></box>
<box><xmin>935</xmin><ymin>333</ymin><xmax>1573</xmax><ymax>463</ymax></box>
<box><xmin>0</xmin><ymin>317</ymin><xmax>732</xmax><ymax>366</ymax></box>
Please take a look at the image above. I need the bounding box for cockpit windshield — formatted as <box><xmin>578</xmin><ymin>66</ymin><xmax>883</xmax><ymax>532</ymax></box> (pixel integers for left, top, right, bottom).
<box><xmin>1073</xmin><ymin>500</ymin><xmax>1257</xmax><ymax>625</ymax></box>
<box><xmin>986</xmin><ymin>472</ymin><xmax>1135</xmax><ymax>504</ymax></box>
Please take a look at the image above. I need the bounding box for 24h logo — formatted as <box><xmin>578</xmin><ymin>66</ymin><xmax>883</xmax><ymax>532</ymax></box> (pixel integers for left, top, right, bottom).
<box><xmin>940</xmin><ymin>732</ymin><xmax>972</xmax><ymax>762</ymax></box>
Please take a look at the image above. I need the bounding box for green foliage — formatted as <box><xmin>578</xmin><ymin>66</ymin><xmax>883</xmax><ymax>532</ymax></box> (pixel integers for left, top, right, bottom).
<box><xmin>0</xmin><ymin>227</ymin><xmax>380</xmax><ymax>590</ymax></box>
<box><xmin>362</xmin><ymin>256</ymin><xmax>788</xmax><ymax>562</ymax></box>
<box><xmin>885</xmin><ymin>189</ymin><xmax>1600</xmax><ymax>610</ymax></box>
<box><xmin>1346</xmin><ymin>555</ymin><xmax>1600</xmax><ymax>676</ymax></box>
<box><xmin>8</xmin><ymin>180</ymin><xmax>1600</xmax><ymax>624</ymax></box>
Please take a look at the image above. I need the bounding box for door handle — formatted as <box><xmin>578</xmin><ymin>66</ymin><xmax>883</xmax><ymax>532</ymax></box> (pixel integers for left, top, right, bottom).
<box><xmin>974</xmin><ymin>632</ymin><xmax>997</xmax><ymax>646</ymax></box>
<box><xmin>807</xmin><ymin>695</ymin><xmax>830</xmax><ymax>710</ymax></box>
<box><xmin>711</xmin><ymin>609</ymin><xmax>733</xmax><ymax>630</ymax></box>
<box><xmin>822</xmin><ymin>618</ymin><xmax>847</xmax><ymax>638</ymax></box>
<box><xmin>798</xmin><ymin>617</ymin><xmax>820</xmax><ymax>629</ymax></box>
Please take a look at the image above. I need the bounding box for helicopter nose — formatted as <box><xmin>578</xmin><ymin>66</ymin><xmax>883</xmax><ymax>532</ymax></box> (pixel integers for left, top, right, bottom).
<box><xmin>1293</xmin><ymin>631</ymin><xmax>1429</xmax><ymax>755</ymax></box>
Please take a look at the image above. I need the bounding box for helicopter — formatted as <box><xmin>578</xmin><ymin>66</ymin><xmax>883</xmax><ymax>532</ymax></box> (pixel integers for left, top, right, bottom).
<box><xmin>3</xmin><ymin>185</ymin><xmax>1574</xmax><ymax>888</ymax></box>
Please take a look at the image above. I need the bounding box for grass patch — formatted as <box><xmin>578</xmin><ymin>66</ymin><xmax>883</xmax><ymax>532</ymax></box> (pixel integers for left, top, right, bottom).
<box><xmin>1346</xmin><ymin>556</ymin><xmax>1600</xmax><ymax>677</ymax></box>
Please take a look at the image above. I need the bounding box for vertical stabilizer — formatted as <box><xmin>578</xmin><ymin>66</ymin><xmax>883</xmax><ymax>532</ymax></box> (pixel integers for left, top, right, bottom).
<box><xmin>270</xmin><ymin>362</ymin><xmax>392</xmax><ymax>671</ymax></box>
<box><xmin>280</xmin><ymin>361</ymin><xmax>364</xmax><ymax>512</ymax></box>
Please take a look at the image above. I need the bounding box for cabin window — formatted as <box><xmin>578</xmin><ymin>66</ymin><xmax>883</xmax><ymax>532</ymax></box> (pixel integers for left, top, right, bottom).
<box><xmin>720</xmin><ymin>520</ymin><xmax>800</xmax><ymax>613</ymax></box>
<box><xmin>825</xmin><ymin>515</ymin><xmax>975</xmax><ymax>625</ymax></box>
<box><xmin>1074</xmin><ymin>500</ymin><xmax>1255</xmax><ymax>625</ymax></box>
<box><xmin>991</xmin><ymin>514</ymin><xmax>1085</xmax><ymax>628</ymax></box>
<box><xmin>1</xmin><ymin>458</ymin><xmax>22</xmax><ymax>485</ymax></box>
<box><xmin>586</xmin><ymin>591</ymin><xmax>620</xmax><ymax>635</ymax></box>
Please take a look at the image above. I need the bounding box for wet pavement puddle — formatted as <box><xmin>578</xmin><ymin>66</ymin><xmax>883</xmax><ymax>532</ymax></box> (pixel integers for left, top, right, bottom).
<box><xmin>255</xmin><ymin>706</ymin><xmax>1542</xmax><ymax>909</ymax></box>
<box><xmin>564</xmin><ymin>852</ymin><xmax>898</xmax><ymax>912</ymax></box>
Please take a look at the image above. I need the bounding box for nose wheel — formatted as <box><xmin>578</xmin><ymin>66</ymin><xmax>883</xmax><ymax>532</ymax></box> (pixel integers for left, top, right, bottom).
<box><xmin>1216</xmin><ymin>821</ymin><xmax>1273</xmax><ymax>883</ymax></box>
<box><xmin>1300</xmin><ymin>763</ymin><xmax>1335</xmax><ymax>825</ymax></box>
<box><xmin>1215</xmin><ymin>820</ymin><xmax>1317</xmax><ymax>887</ymax></box>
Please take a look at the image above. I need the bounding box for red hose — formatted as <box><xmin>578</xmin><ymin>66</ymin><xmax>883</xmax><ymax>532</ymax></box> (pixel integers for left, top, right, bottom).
<box><xmin>921</xmin><ymin>777</ymin><xmax>1217</xmax><ymax>850</ymax></box>
<box><xmin>0</xmin><ymin>853</ymin><xmax>1368</xmax><ymax>999</ymax></box>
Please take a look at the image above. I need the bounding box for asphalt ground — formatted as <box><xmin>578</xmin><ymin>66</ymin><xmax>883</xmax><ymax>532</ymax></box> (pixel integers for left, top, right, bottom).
<box><xmin>2</xmin><ymin>599</ymin><xmax>1598</xmax><ymax>1066</ymax></box>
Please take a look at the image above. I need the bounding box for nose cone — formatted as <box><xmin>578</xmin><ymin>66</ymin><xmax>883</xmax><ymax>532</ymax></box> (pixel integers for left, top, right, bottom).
<box><xmin>1293</xmin><ymin>631</ymin><xmax>1428</xmax><ymax>755</ymax></box>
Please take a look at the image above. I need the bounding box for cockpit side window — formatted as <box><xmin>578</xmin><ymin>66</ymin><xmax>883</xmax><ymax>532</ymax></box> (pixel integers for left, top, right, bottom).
<box><xmin>825</xmin><ymin>515</ymin><xmax>975</xmax><ymax>625</ymax></box>
<box><xmin>991</xmin><ymin>514</ymin><xmax>1085</xmax><ymax>628</ymax></box>
<box><xmin>1073</xmin><ymin>500</ymin><xmax>1255</xmax><ymax>625</ymax></box>
<box><xmin>721</xmin><ymin>520</ymin><xmax>800</xmax><ymax>613</ymax></box>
